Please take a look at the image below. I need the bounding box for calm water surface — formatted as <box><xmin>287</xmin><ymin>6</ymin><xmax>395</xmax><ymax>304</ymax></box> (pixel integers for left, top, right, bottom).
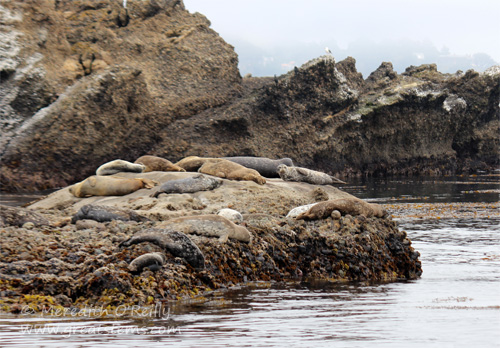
<box><xmin>0</xmin><ymin>175</ymin><xmax>499</xmax><ymax>347</ymax></box>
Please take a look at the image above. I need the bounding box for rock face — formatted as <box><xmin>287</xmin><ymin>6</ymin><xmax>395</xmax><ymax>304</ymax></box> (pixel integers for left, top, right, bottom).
<box><xmin>157</xmin><ymin>60</ymin><xmax>499</xmax><ymax>177</ymax></box>
<box><xmin>0</xmin><ymin>0</ymin><xmax>241</xmax><ymax>191</ymax></box>
<box><xmin>1</xmin><ymin>0</ymin><xmax>498</xmax><ymax>192</ymax></box>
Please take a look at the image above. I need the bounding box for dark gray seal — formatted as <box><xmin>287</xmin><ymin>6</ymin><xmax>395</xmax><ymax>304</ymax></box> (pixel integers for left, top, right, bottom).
<box><xmin>0</xmin><ymin>204</ymin><xmax>51</xmax><ymax>227</ymax></box>
<box><xmin>120</xmin><ymin>229</ymin><xmax>205</xmax><ymax>269</ymax></box>
<box><xmin>278</xmin><ymin>165</ymin><xmax>346</xmax><ymax>185</ymax></box>
<box><xmin>128</xmin><ymin>252</ymin><xmax>166</xmax><ymax>273</ymax></box>
<box><xmin>223</xmin><ymin>156</ymin><xmax>294</xmax><ymax>178</ymax></box>
<box><xmin>150</xmin><ymin>174</ymin><xmax>222</xmax><ymax>197</ymax></box>
<box><xmin>71</xmin><ymin>204</ymin><xmax>150</xmax><ymax>224</ymax></box>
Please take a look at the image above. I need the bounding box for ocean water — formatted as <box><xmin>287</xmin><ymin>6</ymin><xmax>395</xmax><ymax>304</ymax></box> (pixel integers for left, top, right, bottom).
<box><xmin>0</xmin><ymin>175</ymin><xmax>499</xmax><ymax>347</ymax></box>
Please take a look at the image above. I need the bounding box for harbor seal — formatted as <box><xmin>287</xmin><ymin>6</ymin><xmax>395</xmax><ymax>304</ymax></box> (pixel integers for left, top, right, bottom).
<box><xmin>199</xmin><ymin>160</ymin><xmax>266</xmax><ymax>185</ymax></box>
<box><xmin>134</xmin><ymin>155</ymin><xmax>185</xmax><ymax>172</ymax></box>
<box><xmin>159</xmin><ymin>214</ymin><xmax>252</xmax><ymax>243</ymax></box>
<box><xmin>151</xmin><ymin>174</ymin><xmax>222</xmax><ymax>197</ymax></box>
<box><xmin>69</xmin><ymin>175</ymin><xmax>157</xmax><ymax>198</ymax></box>
<box><xmin>217</xmin><ymin>208</ymin><xmax>243</xmax><ymax>223</ymax></box>
<box><xmin>120</xmin><ymin>229</ymin><xmax>205</xmax><ymax>269</ymax></box>
<box><xmin>0</xmin><ymin>204</ymin><xmax>51</xmax><ymax>227</ymax></box>
<box><xmin>96</xmin><ymin>159</ymin><xmax>145</xmax><ymax>176</ymax></box>
<box><xmin>278</xmin><ymin>165</ymin><xmax>346</xmax><ymax>185</ymax></box>
<box><xmin>128</xmin><ymin>252</ymin><xmax>166</xmax><ymax>273</ymax></box>
<box><xmin>286</xmin><ymin>203</ymin><xmax>317</xmax><ymax>219</ymax></box>
<box><xmin>174</xmin><ymin>156</ymin><xmax>222</xmax><ymax>172</ymax></box>
<box><xmin>71</xmin><ymin>204</ymin><xmax>150</xmax><ymax>223</ymax></box>
<box><xmin>223</xmin><ymin>156</ymin><xmax>294</xmax><ymax>178</ymax></box>
<box><xmin>296</xmin><ymin>198</ymin><xmax>387</xmax><ymax>220</ymax></box>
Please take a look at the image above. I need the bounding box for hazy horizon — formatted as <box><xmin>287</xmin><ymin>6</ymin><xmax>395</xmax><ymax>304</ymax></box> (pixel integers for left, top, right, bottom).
<box><xmin>183</xmin><ymin>0</ymin><xmax>500</xmax><ymax>77</ymax></box>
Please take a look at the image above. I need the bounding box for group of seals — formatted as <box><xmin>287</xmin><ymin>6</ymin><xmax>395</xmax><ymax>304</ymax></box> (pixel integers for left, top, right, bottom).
<box><xmin>295</xmin><ymin>198</ymin><xmax>387</xmax><ymax>220</ymax></box>
<box><xmin>120</xmin><ymin>229</ymin><xmax>205</xmax><ymax>269</ymax></box>
<box><xmin>69</xmin><ymin>176</ymin><xmax>157</xmax><ymax>198</ymax></box>
<box><xmin>223</xmin><ymin>156</ymin><xmax>294</xmax><ymax>178</ymax></box>
<box><xmin>71</xmin><ymin>204</ymin><xmax>150</xmax><ymax>223</ymax></box>
<box><xmin>97</xmin><ymin>156</ymin><xmax>187</xmax><ymax>176</ymax></box>
<box><xmin>159</xmin><ymin>214</ymin><xmax>253</xmax><ymax>243</ymax></box>
<box><xmin>151</xmin><ymin>174</ymin><xmax>222</xmax><ymax>197</ymax></box>
<box><xmin>278</xmin><ymin>165</ymin><xmax>346</xmax><ymax>185</ymax></box>
<box><xmin>134</xmin><ymin>155</ymin><xmax>185</xmax><ymax>173</ymax></box>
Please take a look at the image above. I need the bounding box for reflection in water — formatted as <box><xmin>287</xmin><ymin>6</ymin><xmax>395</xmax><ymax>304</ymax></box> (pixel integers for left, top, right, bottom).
<box><xmin>0</xmin><ymin>176</ymin><xmax>499</xmax><ymax>347</ymax></box>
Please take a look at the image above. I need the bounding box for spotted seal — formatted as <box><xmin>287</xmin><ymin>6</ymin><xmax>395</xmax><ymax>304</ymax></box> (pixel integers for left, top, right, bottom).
<box><xmin>199</xmin><ymin>160</ymin><xmax>266</xmax><ymax>185</ymax></box>
<box><xmin>296</xmin><ymin>198</ymin><xmax>387</xmax><ymax>220</ymax></box>
<box><xmin>120</xmin><ymin>229</ymin><xmax>205</xmax><ymax>269</ymax></box>
<box><xmin>217</xmin><ymin>208</ymin><xmax>243</xmax><ymax>223</ymax></box>
<box><xmin>278</xmin><ymin>165</ymin><xmax>346</xmax><ymax>185</ymax></box>
<box><xmin>159</xmin><ymin>214</ymin><xmax>252</xmax><ymax>243</ymax></box>
<box><xmin>0</xmin><ymin>204</ymin><xmax>51</xmax><ymax>227</ymax></box>
<box><xmin>128</xmin><ymin>252</ymin><xmax>166</xmax><ymax>273</ymax></box>
<box><xmin>286</xmin><ymin>203</ymin><xmax>317</xmax><ymax>219</ymax></box>
<box><xmin>223</xmin><ymin>156</ymin><xmax>294</xmax><ymax>178</ymax></box>
<box><xmin>134</xmin><ymin>155</ymin><xmax>185</xmax><ymax>172</ymax></box>
<box><xmin>151</xmin><ymin>174</ymin><xmax>222</xmax><ymax>198</ymax></box>
<box><xmin>69</xmin><ymin>175</ymin><xmax>157</xmax><ymax>198</ymax></box>
<box><xmin>96</xmin><ymin>159</ymin><xmax>145</xmax><ymax>176</ymax></box>
<box><xmin>71</xmin><ymin>204</ymin><xmax>150</xmax><ymax>223</ymax></box>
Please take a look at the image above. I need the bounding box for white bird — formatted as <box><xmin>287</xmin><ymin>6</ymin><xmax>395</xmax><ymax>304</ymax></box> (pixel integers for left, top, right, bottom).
<box><xmin>123</xmin><ymin>0</ymin><xmax>127</xmax><ymax>8</ymax></box>
<box><xmin>325</xmin><ymin>47</ymin><xmax>332</xmax><ymax>55</ymax></box>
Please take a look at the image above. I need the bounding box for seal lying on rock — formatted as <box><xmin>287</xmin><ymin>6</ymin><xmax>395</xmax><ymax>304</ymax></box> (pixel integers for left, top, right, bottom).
<box><xmin>71</xmin><ymin>204</ymin><xmax>150</xmax><ymax>224</ymax></box>
<box><xmin>217</xmin><ymin>208</ymin><xmax>243</xmax><ymax>223</ymax></box>
<box><xmin>286</xmin><ymin>203</ymin><xmax>317</xmax><ymax>219</ymax></box>
<box><xmin>296</xmin><ymin>198</ymin><xmax>387</xmax><ymax>220</ymax></box>
<box><xmin>174</xmin><ymin>156</ymin><xmax>222</xmax><ymax>172</ymax></box>
<box><xmin>128</xmin><ymin>252</ymin><xmax>166</xmax><ymax>273</ymax></box>
<box><xmin>120</xmin><ymin>229</ymin><xmax>205</xmax><ymax>269</ymax></box>
<box><xmin>223</xmin><ymin>156</ymin><xmax>294</xmax><ymax>178</ymax></box>
<box><xmin>0</xmin><ymin>204</ymin><xmax>51</xmax><ymax>227</ymax></box>
<box><xmin>151</xmin><ymin>174</ymin><xmax>222</xmax><ymax>197</ymax></box>
<box><xmin>278</xmin><ymin>165</ymin><xmax>346</xmax><ymax>185</ymax></box>
<box><xmin>199</xmin><ymin>160</ymin><xmax>266</xmax><ymax>185</ymax></box>
<box><xmin>159</xmin><ymin>215</ymin><xmax>252</xmax><ymax>243</ymax></box>
<box><xmin>69</xmin><ymin>175</ymin><xmax>157</xmax><ymax>198</ymax></box>
<box><xmin>134</xmin><ymin>155</ymin><xmax>185</xmax><ymax>172</ymax></box>
<box><xmin>96</xmin><ymin>159</ymin><xmax>145</xmax><ymax>176</ymax></box>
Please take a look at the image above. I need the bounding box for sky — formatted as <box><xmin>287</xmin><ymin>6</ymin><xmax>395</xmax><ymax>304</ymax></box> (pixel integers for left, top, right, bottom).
<box><xmin>183</xmin><ymin>0</ymin><xmax>500</xmax><ymax>77</ymax></box>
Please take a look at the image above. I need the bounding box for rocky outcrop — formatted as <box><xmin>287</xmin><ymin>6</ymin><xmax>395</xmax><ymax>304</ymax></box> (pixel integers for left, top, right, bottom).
<box><xmin>0</xmin><ymin>172</ymin><xmax>421</xmax><ymax>312</ymax></box>
<box><xmin>155</xmin><ymin>59</ymin><xmax>499</xmax><ymax>177</ymax></box>
<box><xmin>1</xmin><ymin>0</ymin><xmax>498</xmax><ymax>192</ymax></box>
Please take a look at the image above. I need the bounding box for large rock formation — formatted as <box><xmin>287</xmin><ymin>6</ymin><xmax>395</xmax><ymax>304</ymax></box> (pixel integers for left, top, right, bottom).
<box><xmin>0</xmin><ymin>0</ymin><xmax>241</xmax><ymax>191</ymax></box>
<box><xmin>1</xmin><ymin>0</ymin><xmax>498</xmax><ymax>192</ymax></box>
<box><xmin>0</xmin><ymin>172</ymin><xmax>422</xmax><ymax>311</ymax></box>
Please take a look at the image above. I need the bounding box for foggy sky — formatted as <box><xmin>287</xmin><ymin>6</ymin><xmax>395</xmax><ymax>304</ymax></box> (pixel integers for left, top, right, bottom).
<box><xmin>183</xmin><ymin>0</ymin><xmax>500</xmax><ymax>77</ymax></box>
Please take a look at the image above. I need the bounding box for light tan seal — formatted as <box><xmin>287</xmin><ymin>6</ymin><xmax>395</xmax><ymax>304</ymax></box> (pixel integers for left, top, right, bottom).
<box><xmin>96</xmin><ymin>159</ymin><xmax>145</xmax><ymax>176</ymax></box>
<box><xmin>69</xmin><ymin>175</ymin><xmax>157</xmax><ymax>198</ymax></box>
<box><xmin>134</xmin><ymin>155</ymin><xmax>185</xmax><ymax>172</ymax></box>
<box><xmin>199</xmin><ymin>159</ymin><xmax>266</xmax><ymax>185</ymax></box>
<box><xmin>278</xmin><ymin>164</ymin><xmax>346</xmax><ymax>185</ymax></box>
<box><xmin>174</xmin><ymin>156</ymin><xmax>222</xmax><ymax>172</ymax></box>
<box><xmin>158</xmin><ymin>214</ymin><xmax>253</xmax><ymax>243</ymax></box>
<box><xmin>296</xmin><ymin>198</ymin><xmax>387</xmax><ymax>220</ymax></box>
